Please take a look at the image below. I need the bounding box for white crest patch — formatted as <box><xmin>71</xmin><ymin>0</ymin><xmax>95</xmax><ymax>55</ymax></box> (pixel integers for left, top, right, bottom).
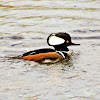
<box><xmin>48</xmin><ymin>36</ymin><xmax>65</xmax><ymax>45</ymax></box>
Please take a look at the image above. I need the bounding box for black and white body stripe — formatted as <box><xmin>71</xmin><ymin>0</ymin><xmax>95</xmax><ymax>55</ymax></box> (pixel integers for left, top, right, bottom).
<box><xmin>56</xmin><ymin>51</ymin><xmax>72</xmax><ymax>58</ymax></box>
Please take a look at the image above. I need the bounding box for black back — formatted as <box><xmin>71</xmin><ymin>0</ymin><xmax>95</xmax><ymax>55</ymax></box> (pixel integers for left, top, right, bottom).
<box><xmin>22</xmin><ymin>48</ymin><xmax>55</xmax><ymax>56</ymax></box>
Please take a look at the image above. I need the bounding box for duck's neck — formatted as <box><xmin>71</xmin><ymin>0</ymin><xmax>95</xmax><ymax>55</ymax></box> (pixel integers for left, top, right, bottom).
<box><xmin>53</xmin><ymin>44</ymin><xmax>69</xmax><ymax>51</ymax></box>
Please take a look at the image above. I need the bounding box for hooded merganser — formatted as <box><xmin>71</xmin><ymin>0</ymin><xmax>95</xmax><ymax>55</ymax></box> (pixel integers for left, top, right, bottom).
<box><xmin>12</xmin><ymin>32</ymin><xmax>80</xmax><ymax>63</ymax></box>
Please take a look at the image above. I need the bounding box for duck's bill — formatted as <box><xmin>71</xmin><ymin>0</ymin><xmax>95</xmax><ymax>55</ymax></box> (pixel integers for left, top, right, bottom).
<box><xmin>71</xmin><ymin>43</ymin><xmax>80</xmax><ymax>45</ymax></box>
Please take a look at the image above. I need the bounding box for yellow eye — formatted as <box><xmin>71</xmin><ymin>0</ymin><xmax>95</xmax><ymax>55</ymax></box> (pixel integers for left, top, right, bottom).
<box><xmin>66</xmin><ymin>40</ymin><xmax>69</xmax><ymax>43</ymax></box>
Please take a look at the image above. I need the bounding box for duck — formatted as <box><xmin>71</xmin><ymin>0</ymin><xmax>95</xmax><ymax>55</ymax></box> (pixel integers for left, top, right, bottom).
<box><xmin>12</xmin><ymin>32</ymin><xmax>80</xmax><ymax>63</ymax></box>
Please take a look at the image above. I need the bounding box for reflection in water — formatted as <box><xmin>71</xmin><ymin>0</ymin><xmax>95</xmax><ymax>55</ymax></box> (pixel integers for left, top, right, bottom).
<box><xmin>72</xmin><ymin>36</ymin><xmax>100</xmax><ymax>40</ymax></box>
<box><xmin>0</xmin><ymin>0</ymin><xmax>99</xmax><ymax>35</ymax></box>
<box><xmin>26</xmin><ymin>94</ymin><xmax>41</xmax><ymax>100</ymax></box>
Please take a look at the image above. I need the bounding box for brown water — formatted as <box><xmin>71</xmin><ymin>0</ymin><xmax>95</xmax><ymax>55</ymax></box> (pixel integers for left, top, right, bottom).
<box><xmin>0</xmin><ymin>0</ymin><xmax>100</xmax><ymax>100</ymax></box>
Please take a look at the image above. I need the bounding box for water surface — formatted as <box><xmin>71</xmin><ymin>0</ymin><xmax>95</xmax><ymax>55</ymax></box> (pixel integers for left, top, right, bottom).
<box><xmin>0</xmin><ymin>0</ymin><xmax>100</xmax><ymax>100</ymax></box>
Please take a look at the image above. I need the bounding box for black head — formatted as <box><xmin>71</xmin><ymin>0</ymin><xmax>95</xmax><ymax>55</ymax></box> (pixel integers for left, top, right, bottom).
<box><xmin>47</xmin><ymin>32</ymin><xmax>80</xmax><ymax>51</ymax></box>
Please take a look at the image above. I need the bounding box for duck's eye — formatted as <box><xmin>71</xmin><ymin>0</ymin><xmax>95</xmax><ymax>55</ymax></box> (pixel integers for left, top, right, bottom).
<box><xmin>66</xmin><ymin>40</ymin><xmax>69</xmax><ymax>43</ymax></box>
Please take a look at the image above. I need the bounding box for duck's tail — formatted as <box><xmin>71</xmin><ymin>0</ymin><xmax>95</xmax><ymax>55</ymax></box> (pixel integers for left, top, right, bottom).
<box><xmin>10</xmin><ymin>55</ymin><xmax>23</xmax><ymax>59</ymax></box>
